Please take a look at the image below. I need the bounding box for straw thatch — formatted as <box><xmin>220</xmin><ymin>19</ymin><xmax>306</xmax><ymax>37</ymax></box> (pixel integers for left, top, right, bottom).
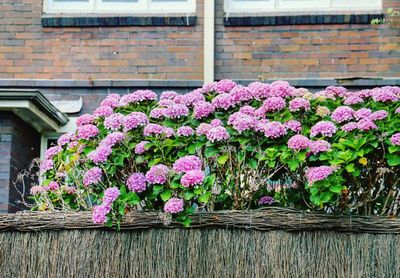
<box><xmin>1</xmin><ymin>208</ymin><xmax>400</xmax><ymax>278</ymax></box>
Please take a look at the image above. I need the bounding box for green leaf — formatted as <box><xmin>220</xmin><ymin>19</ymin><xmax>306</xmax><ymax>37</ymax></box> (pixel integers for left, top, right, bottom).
<box><xmin>249</xmin><ymin>158</ymin><xmax>258</xmax><ymax>169</ymax></box>
<box><xmin>387</xmin><ymin>154</ymin><xmax>400</xmax><ymax>166</ymax></box>
<box><xmin>287</xmin><ymin>159</ymin><xmax>299</xmax><ymax>171</ymax></box>
<box><xmin>330</xmin><ymin>184</ymin><xmax>343</xmax><ymax>193</ymax></box>
<box><xmin>127</xmin><ymin>192</ymin><xmax>140</xmax><ymax>206</ymax></box>
<box><xmin>345</xmin><ymin>163</ymin><xmax>355</xmax><ymax>173</ymax></box>
<box><xmin>204</xmin><ymin>174</ymin><xmax>216</xmax><ymax>188</ymax></box>
<box><xmin>152</xmin><ymin>185</ymin><xmax>164</xmax><ymax>196</ymax></box>
<box><xmin>198</xmin><ymin>192</ymin><xmax>211</xmax><ymax>203</ymax></box>
<box><xmin>160</xmin><ymin>190</ymin><xmax>172</xmax><ymax>202</ymax></box>
<box><xmin>170</xmin><ymin>181</ymin><xmax>181</xmax><ymax>189</ymax></box>
<box><xmin>205</xmin><ymin>147</ymin><xmax>219</xmax><ymax>158</ymax></box>
<box><xmin>148</xmin><ymin>158</ymin><xmax>162</xmax><ymax>167</ymax></box>
<box><xmin>184</xmin><ymin>191</ymin><xmax>196</xmax><ymax>201</ymax></box>
<box><xmin>217</xmin><ymin>154</ymin><xmax>229</xmax><ymax>165</ymax></box>
<box><xmin>321</xmin><ymin>191</ymin><xmax>334</xmax><ymax>203</ymax></box>
<box><xmin>194</xmin><ymin>188</ymin><xmax>203</xmax><ymax>195</ymax></box>
<box><xmin>388</xmin><ymin>146</ymin><xmax>398</xmax><ymax>154</ymax></box>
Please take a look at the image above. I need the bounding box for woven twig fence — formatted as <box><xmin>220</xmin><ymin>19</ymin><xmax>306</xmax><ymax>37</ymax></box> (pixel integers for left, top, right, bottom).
<box><xmin>1</xmin><ymin>208</ymin><xmax>400</xmax><ymax>278</ymax></box>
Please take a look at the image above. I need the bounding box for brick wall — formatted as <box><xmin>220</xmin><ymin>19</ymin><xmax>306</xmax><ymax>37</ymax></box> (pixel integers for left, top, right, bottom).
<box><xmin>215</xmin><ymin>0</ymin><xmax>400</xmax><ymax>80</ymax></box>
<box><xmin>0</xmin><ymin>0</ymin><xmax>204</xmax><ymax>80</ymax></box>
<box><xmin>0</xmin><ymin>112</ymin><xmax>40</xmax><ymax>213</ymax></box>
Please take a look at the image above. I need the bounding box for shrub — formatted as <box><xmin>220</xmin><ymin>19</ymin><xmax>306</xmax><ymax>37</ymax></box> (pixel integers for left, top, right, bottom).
<box><xmin>35</xmin><ymin>81</ymin><xmax>400</xmax><ymax>227</ymax></box>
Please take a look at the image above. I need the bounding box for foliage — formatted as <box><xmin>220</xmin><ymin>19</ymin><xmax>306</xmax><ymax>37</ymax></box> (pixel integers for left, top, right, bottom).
<box><xmin>371</xmin><ymin>8</ymin><xmax>400</xmax><ymax>25</ymax></box>
<box><xmin>34</xmin><ymin>80</ymin><xmax>400</xmax><ymax>227</ymax></box>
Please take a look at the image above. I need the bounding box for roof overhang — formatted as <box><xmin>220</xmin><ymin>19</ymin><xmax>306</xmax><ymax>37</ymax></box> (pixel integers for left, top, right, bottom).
<box><xmin>0</xmin><ymin>89</ymin><xmax>69</xmax><ymax>133</ymax></box>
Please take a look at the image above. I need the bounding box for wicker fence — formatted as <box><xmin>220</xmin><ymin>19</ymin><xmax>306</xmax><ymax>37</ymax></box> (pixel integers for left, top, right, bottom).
<box><xmin>1</xmin><ymin>208</ymin><xmax>400</xmax><ymax>277</ymax></box>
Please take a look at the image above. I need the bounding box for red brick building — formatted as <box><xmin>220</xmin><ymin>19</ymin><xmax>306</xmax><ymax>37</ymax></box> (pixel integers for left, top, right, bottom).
<box><xmin>0</xmin><ymin>0</ymin><xmax>399</xmax><ymax>212</ymax></box>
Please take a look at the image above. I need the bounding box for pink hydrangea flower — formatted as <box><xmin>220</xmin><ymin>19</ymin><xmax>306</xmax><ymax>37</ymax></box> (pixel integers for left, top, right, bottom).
<box><xmin>310</xmin><ymin>121</ymin><xmax>337</xmax><ymax>137</ymax></box>
<box><xmin>210</xmin><ymin>119</ymin><xmax>223</xmax><ymax>127</ymax></box>
<box><xmin>310</xmin><ymin>140</ymin><xmax>331</xmax><ymax>154</ymax></box>
<box><xmin>164</xmin><ymin>197</ymin><xmax>184</xmax><ymax>214</ymax></box>
<box><xmin>344</xmin><ymin>95</ymin><xmax>364</xmax><ymax>105</ymax></box>
<box><xmin>371</xmin><ymin>88</ymin><xmax>398</xmax><ymax>102</ymax></box>
<box><xmin>212</xmin><ymin>93</ymin><xmax>235</xmax><ymax>110</ymax></box>
<box><xmin>45</xmin><ymin>146</ymin><xmax>62</xmax><ymax>160</ymax></box>
<box><xmin>83</xmin><ymin>167</ymin><xmax>102</xmax><ymax>186</ymax></box>
<box><xmin>355</xmin><ymin>108</ymin><xmax>372</xmax><ymax>120</ymax></box>
<box><xmin>239</xmin><ymin>105</ymin><xmax>256</xmax><ymax>116</ymax></box>
<box><xmin>87</xmin><ymin>146</ymin><xmax>112</xmax><ymax>164</ymax></box>
<box><xmin>395</xmin><ymin>107</ymin><xmax>400</xmax><ymax>114</ymax></box>
<box><xmin>126</xmin><ymin>173</ymin><xmax>147</xmax><ymax>193</ymax></box>
<box><xmin>305</xmin><ymin>166</ymin><xmax>334</xmax><ymax>185</ymax></box>
<box><xmin>263</xmin><ymin>121</ymin><xmax>287</xmax><ymax>139</ymax></box>
<box><xmin>357</xmin><ymin>119</ymin><xmax>377</xmax><ymax>131</ymax></box>
<box><xmin>119</xmin><ymin>90</ymin><xmax>157</xmax><ymax>106</ymax></box>
<box><xmin>143</xmin><ymin>124</ymin><xmax>165</xmax><ymax>136</ymax></box>
<box><xmin>258</xmin><ymin>196</ymin><xmax>274</xmax><ymax>205</ymax></box>
<box><xmin>104</xmin><ymin>113</ymin><xmax>124</xmax><ymax>130</ymax></box>
<box><xmin>48</xmin><ymin>181</ymin><xmax>59</xmax><ymax>191</ymax></box>
<box><xmin>180</xmin><ymin>170</ymin><xmax>205</xmax><ymax>187</ymax></box>
<box><xmin>331</xmin><ymin>106</ymin><xmax>354</xmax><ymax>123</ymax></box>
<box><xmin>262</xmin><ymin>97</ymin><xmax>286</xmax><ymax>112</ymax></box>
<box><xmin>193</xmin><ymin>101</ymin><xmax>215</xmax><ymax>119</ymax></box>
<box><xmin>270</xmin><ymin>80</ymin><xmax>294</xmax><ymax>98</ymax></box>
<box><xmin>76</xmin><ymin>114</ymin><xmax>95</xmax><ymax>127</ymax></box>
<box><xmin>100</xmin><ymin>132</ymin><xmax>125</xmax><ymax>147</ymax></box>
<box><xmin>177</xmin><ymin>126</ymin><xmax>194</xmax><ymax>137</ymax></box>
<box><xmin>63</xmin><ymin>186</ymin><xmax>76</xmax><ymax>194</ymax></box>
<box><xmin>289</xmin><ymin>98</ymin><xmax>310</xmax><ymax>112</ymax></box>
<box><xmin>341</xmin><ymin>122</ymin><xmax>358</xmax><ymax>132</ymax></box>
<box><xmin>284</xmin><ymin>120</ymin><xmax>302</xmax><ymax>133</ymax></box>
<box><xmin>145</xmin><ymin>164</ymin><xmax>169</xmax><ymax>184</ymax></box>
<box><xmin>196</xmin><ymin>123</ymin><xmax>212</xmax><ymax>136</ymax></box>
<box><xmin>173</xmin><ymin>155</ymin><xmax>202</xmax><ymax>173</ymax></box>
<box><xmin>370</xmin><ymin>110</ymin><xmax>388</xmax><ymax>121</ymax></box>
<box><xmin>149</xmin><ymin>108</ymin><xmax>165</xmax><ymax>120</ymax></box>
<box><xmin>92</xmin><ymin>205</ymin><xmax>109</xmax><ymax>224</ymax></box>
<box><xmin>206</xmin><ymin>126</ymin><xmax>230</xmax><ymax>142</ymax></box>
<box><xmin>57</xmin><ymin>132</ymin><xmax>75</xmax><ymax>146</ymax></box>
<box><xmin>228</xmin><ymin>112</ymin><xmax>256</xmax><ymax>133</ymax></box>
<box><xmin>325</xmin><ymin>86</ymin><xmax>348</xmax><ymax>97</ymax></box>
<box><xmin>30</xmin><ymin>185</ymin><xmax>46</xmax><ymax>195</ymax></box>
<box><xmin>164</xmin><ymin>104</ymin><xmax>189</xmax><ymax>119</ymax></box>
<box><xmin>182</xmin><ymin>91</ymin><xmax>205</xmax><ymax>106</ymax></box>
<box><xmin>201</xmin><ymin>81</ymin><xmax>217</xmax><ymax>94</ymax></box>
<box><xmin>93</xmin><ymin>106</ymin><xmax>114</xmax><ymax>118</ymax></box>
<box><xmin>230</xmin><ymin>85</ymin><xmax>253</xmax><ymax>103</ymax></box>
<box><xmin>123</xmin><ymin>112</ymin><xmax>149</xmax><ymax>131</ymax></box>
<box><xmin>135</xmin><ymin>141</ymin><xmax>149</xmax><ymax>154</ymax></box>
<box><xmin>248</xmin><ymin>81</ymin><xmax>271</xmax><ymax>99</ymax></box>
<box><xmin>390</xmin><ymin>133</ymin><xmax>400</xmax><ymax>146</ymax></box>
<box><xmin>215</xmin><ymin>79</ymin><xmax>236</xmax><ymax>93</ymax></box>
<box><xmin>287</xmin><ymin>135</ymin><xmax>311</xmax><ymax>151</ymax></box>
<box><xmin>163</xmin><ymin>127</ymin><xmax>175</xmax><ymax>138</ymax></box>
<box><xmin>160</xmin><ymin>91</ymin><xmax>178</xmax><ymax>100</ymax></box>
<box><xmin>40</xmin><ymin>159</ymin><xmax>54</xmax><ymax>172</ymax></box>
<box><xmin>103</xmin><ymin>187</ymin><xmax>120</xmax><ymax>205</ymax></box>
<box><xmin>77</xmin><ymin>124</ymin><xmax>99</xmax><ymax>140</ymax></box>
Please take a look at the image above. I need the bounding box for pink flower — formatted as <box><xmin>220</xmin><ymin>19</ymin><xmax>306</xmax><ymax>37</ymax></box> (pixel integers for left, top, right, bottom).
<box><xmin>239</xmin><ymin>105</ymin><xmax>256</xmax><ymax>116</ymax></box>
<box><xmin>248</xmin><ymin>81</ymin><xmax>271</xmax><ymax>99</ymax></box>
<box><xmin>57</xmin><ymin>132</ymin><xmax>75</xmax><ymax>146</ymax></box>
<box><xmin>126</xmin><ymin>173</ymin><xmax>147</xmax><ymax>193</ymax></box>
<box><xmin>104</xmin><ymin>113</ymin><xmax>124</xmax><ymax>130</ymax></box>
<box><xmin>325</xmin><ymin>86</ymin><xmax>348</xmax><ymax>97</ymax></box>
<box><xmin>143</xmin><ymin>124</ymin><xmax>165</xmax><ymax>136</ymax></box>
<box><xmin>355</xmin><ymin>108</ymin><xmax>372</xmax><ymax>120</ymax></box>
<box><xmin>93</xmin><ymin>106</ymin><xmax>114</xmax><ymax>118</ymax></box>
<box><xmin>40</xmin><ymin>159</ymin><xmax>54</xmax><ymax>172</ymax></box>
<box><xmin>263</xmin><ymin>121</ymin><xmax>287</xmax><ymax>139</ymax></box>
<box><xmin>92</xmin><ymin>205</ymin><xmax>109</xmax><ymax>224</ymax></box>
<box><xmin>206</xmin><ymin>126</ymin><xmax>230</xmax><ymax>142</ymax></box>
<box><xmin>212</xmin><ymin>93</ymin><xmax>235</xmax><ymax>110</ymax></box>
<box><xmin>77</xmin><ymin>124</ymin><xmax>99</xmax><ymax>140</ymax></box>
<box><xmin>48</xmin><ymin>181</ymin><xmax>59</xmax><ymax>191</ymax></box>
<box><xmin>76</xmin><ymin>114</ymin><xmax>95</xmax><ymax>127</ymax></box>
<box><xmin>305</xmin><ymin>166</ymin><xmax>334</xmax><ymax>185</ymax></box>
<box><xmin>341</xmin><ymin>122</ymin><xmax>358</xmax><ymax>132</ymax></box>
<box><xmin>182</xmin><ymin>91</ymin><xmax>205</xmax><ymax>106</ymax></box>
<box><xmin>395</xmin><ymin>107</ymin><xmax>400</xmax><ymax>114</ymax></box>
<box><xmin>103</xmin><ymin>187</ymin><xmax>120</xmax><ymax>205</ymax></box>
<box><xmin>173</xmin><ymin>155</ymin><xmax>202</xmax><ymax>173</ymax></box>
<box><xmin>87</xmin><ymin>146</ymin><xmax>112</xmax><ymax>164</ymax></box>
<box><xmin>145</xmin><ymin>164</ymin><xmax>169</xmax><ymax>184</ymax></box>
<box><xmin>135</xmin><ymin>141</ymin><xmax>149</xmax><ymax>154</ymax></box>
<box><xmin>371</xmin><ymin>87</ymin><xmax>398</xmax><ymax>102</ymax></box>
<box><xmin>284</xmin><ymin>120</ymin><xmax>302</xmax><ymax>133</ymax></box>
<box><xmin>287</xmin><ymin>135</ymin><xmax>311</xmax><ymax>151</ymax></box>
<box><xmin>164</xmin><ymin>104</ymin><xmax>189</xmax><ymax>119</ymax></box>
<box><xmin>149</xmin><ymin>108</ymin><xmax>166</xmax><ymax>119</ymax></box>
<box><xmin>390</xmin><ymin>133</ymin><xmax>400</xmax><ymax>146</ymax></box>
<box><xmin>310</xmin><ymin>121</ymin><xmax>337</xmax><ymax>137</ymax></box>
<box><xmin>210</xmin><ymin>119</ymin><xmax>223</xmax><ymax>127</ymax></box>
<box><xmin>181</xmin><ymin>170</ymin><xmax>205</xmax><ymax>187</ymax></box>
<box><xmin>310</xmin><ymin>140</ymin><xmax>331</xmax><ymax>154</ymax></box>
<box><xmin>119</xmin><ymin>90</ymin><xmax>157</xmax><ymax>106</ymax></box>
<box><xmin>344</xmin><ymin>95</ymin><xmax>364</xmax><ymax>105</ymax></box>
<box><xmin>196</xmin><ymin>123</ymin><xmax>212</xmax><ymax>136</ymax></box>
<box><xmin>100</xmin><ymin>132</ymin><xmax>125</xmax><ymax>147</ymax></box>
<box><xmin>160</xmin><ymin>91</ymin><xmax>178</xmax><ymax>100</ymax></box>
<box><xmin>289</xmin><ymin>98</ymin><xmax>310</xmax><ymax>112</ymax></box>
<box><xmin>370</xmin><ymin>110</ymin><xmax>388</xmax><ymax>121</ymax></box>
<box><xmin>228</xmin><ymin>112</ymin><xmax>256</xmax><ymax>133</ymax></box>
<box><xmin>270</xmin><ymin>80</ymin><xmax>294</xmax><ymax>98</ymax></box>
<box><xmin>163</xmin><ymin>127</ymin><xmax>175</xmax><ymax>138</ymax></box>
<box><xmin>215</xmin><ymin>79</ymin><xmax>236</xmax><ymax>93</ymax></box>
<box><xmin>331</xmin><ymin>106</ymin><xmax>354</xmax><ymax>123</ymax></box>
<box><xmin>123</xmin><ymin>112</ymin><xmax>149</xmax><ymax>131</ymax></box>
<box><xmin>101</xmin><ymin>98</ymin><xmax>119</xmax><ymax>109</ymax></box>
<box><xmin>258</xmin><ymin>196</ymin><xmax>274</xmax><ymax>205</ymax></box>
<box><xmin>63</xmin><ymin>186</ymin><xmax>76</xmax><ymax>194</ymax></box>
<box><xmin>262</xmin><ymin>97</ymin><xmax>286</xmax><ymax>112</ymax></box>
<box><xmin>177</xmin><ymin>126</ymin><xmax>194</xmax><ymax>137</ymax></box>
<box><xmin>357</xmin><ymin>119</ymin><xmax>377</xmax><ymax>131</ymax></box>
<box><xmin>201</xmin><ymin>81</ymin><xmax>217</xmax><ymax>94</ymax></box>
<box><xmin>164</xmin><ymin>197</ymin><xmax>184</xmax><ymax>214</ymax></box>
<box><xmin>193</xmin><ymin>101</ymin><xmax>215</xmax><ymax>119</ymax></box>
<box><xmin>230</xmin><ymin>85</ymin><xmax>253</xmax><ymax>103</ymax></box>
<box><xmin>30</xmin><ymin>185</ymin><xmax>46</xmax><ymax>195</ymax></box>
<box><xmin>45</xmin><ymin>146</ymin><xmax>62</xmax><ymax>160</ymax></box>
<box><xmin>83</xmin><ymin>167</ymin><xmax>102</xmax><ymax>186</ymax></box>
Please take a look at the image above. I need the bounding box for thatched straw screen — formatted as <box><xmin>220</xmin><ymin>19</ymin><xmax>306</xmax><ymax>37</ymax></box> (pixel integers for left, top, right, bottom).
<box><xmin>1</xmin><ymin>208</ymin><xmax>400</xmax><ymax>277</ymax></box>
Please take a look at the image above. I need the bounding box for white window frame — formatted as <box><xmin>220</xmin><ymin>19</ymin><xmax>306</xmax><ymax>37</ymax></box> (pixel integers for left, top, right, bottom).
<box><xmin>44</xmin><ymin>0</ymin><xmax>196</xmax><ymax>14</ymax></box>
<box><xmin>224</xmin><ymin>0</ymin><xmax>382</xmax><ymax>14</ymax></box>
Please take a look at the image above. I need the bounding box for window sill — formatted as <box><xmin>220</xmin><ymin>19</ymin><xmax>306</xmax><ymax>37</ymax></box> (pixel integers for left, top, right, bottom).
<box><xmin>41</xmin><ymin>15</ymin><xmax>196</xmax><ymax>27</ymax></box>
<box><xmin>223</xmin><ymin>13</ymin><xmax>383</xmax><ymax>26</ymax></box>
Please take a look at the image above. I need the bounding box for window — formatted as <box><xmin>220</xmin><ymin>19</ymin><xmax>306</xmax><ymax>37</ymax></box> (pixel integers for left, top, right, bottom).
<box><xmin>224</xmin><ymin>0</ymin><xmax>382</xmax><ymax>14</ymax></box>
<box><xmin>44</xmin><ymin>0</ymin><xmax>196</xmax><ymax>14</ymax></box>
